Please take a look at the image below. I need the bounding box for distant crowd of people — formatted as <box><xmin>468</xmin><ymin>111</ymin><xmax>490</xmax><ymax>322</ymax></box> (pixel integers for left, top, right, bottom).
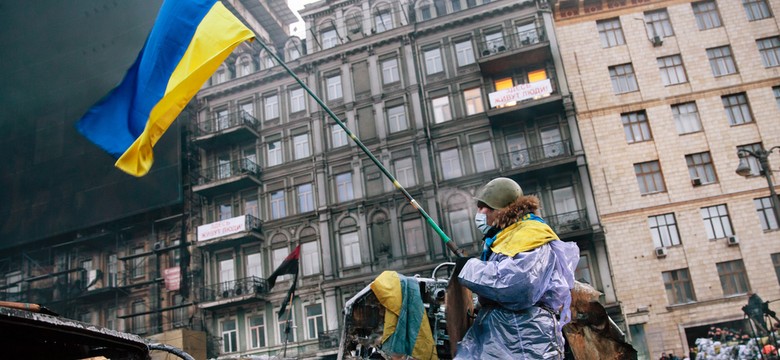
<box><xmin>661</xmin><ymin>325</ymin><xmax>780</xmax><ymax>360</ymax></box>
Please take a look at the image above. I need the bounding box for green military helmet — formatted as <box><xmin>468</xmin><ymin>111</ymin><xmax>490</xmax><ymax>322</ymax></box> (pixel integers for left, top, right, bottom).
<box><xmin>474</xmin><ymin>177</ymin><xmax>523</xmax><ymax>210</ymax></box>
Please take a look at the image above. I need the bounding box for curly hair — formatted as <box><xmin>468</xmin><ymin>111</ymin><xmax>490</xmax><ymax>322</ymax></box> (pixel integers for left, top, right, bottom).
<box><xmin>491</xmin><ymin>195</ymin><xmax>540</xmax><ymax>229</ymax></box>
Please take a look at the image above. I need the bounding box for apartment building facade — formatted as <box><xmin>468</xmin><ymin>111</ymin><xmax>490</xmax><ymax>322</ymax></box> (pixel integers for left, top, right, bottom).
<box><xmin>552</xmin><ymin>0</ymin><xmax>780</xmax><ymax>358</ymax></box>
<box><xmin>191</xmin><ymin>0</ymin><xmax>615</xmax><ymax>358</ymax></box>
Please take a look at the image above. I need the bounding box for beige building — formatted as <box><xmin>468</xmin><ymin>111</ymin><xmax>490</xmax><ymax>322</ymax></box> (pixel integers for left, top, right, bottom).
<box><xmin>552</xmin><ymin>0</ymin><xmax>780</xmax><ymax>357</ymax></box>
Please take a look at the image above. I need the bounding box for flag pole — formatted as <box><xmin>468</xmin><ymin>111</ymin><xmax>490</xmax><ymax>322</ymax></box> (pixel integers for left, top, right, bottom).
<box><xmin>282</xmin><ymin>281</ymin><xmax>295</xmax><ymax>358</ymax></box>
<box><xmin>256</xmin><ymin>40</ymin><xmax>464</xmax><ymax>258</ymax></box>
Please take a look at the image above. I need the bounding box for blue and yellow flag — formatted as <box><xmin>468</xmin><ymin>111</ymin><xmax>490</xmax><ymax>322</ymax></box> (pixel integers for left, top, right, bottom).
<box><xmin>77</xmin><ymin>0</ymin><xmax>254</xmax><ymax>176</ymax></box>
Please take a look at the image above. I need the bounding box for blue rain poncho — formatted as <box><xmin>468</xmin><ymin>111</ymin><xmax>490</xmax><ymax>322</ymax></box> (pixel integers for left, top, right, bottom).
<box><xmin>455</xmin><ymin>215</ymin><xmax>579</xmax><ymax>359</ymax></box>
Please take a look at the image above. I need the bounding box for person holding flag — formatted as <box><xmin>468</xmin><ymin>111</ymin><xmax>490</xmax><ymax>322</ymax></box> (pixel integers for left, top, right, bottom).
<box><xmin>451</xmin><ymin>177</ymin><xmax>579</xmax><ymax>359</ymax></box>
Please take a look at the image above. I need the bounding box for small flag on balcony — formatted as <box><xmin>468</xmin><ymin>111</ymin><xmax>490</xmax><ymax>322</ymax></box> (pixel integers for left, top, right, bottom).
<box><xmin>76</xmin><ymin>0</ymin><xmax>255</xmax><ymax>176</ymax></box>
<box><xmin>268</xmin><ymin>245</ymin><xmax>300</xmax><ymax>320</ymax></box>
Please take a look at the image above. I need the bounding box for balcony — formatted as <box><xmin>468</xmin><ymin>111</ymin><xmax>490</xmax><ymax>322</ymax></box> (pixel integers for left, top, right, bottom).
<box><xmin>198</xmin><ymin>276</ymin><xmax>268</xmax><ymax>309</ymax></box>
<box><xmin>196</xmin><ymin>214</ymin><xmax>263</xmax><ymax>249</ymax></box>
<box><xmin>192</xmin><ymin>158</ymin><xmax>262</xmax><ymax>198</ymax></box>
<box><xmin>478</xmin><ymin>26</ymin><xmax>551</xmax><ymax>75</ymax></box>
<box><xmin>498</xmin><ymin>139</ymin><xmax>575</xmax><ymax>174</ymax></box>
<box><xmin>318</xmin><ymin>329</ymin><xmax>340</xmax><ymax>350</ymax></box>
<box><xmin>485</xmin><ymin>78</ymin><xmax>562</xmax><ymax>125</ymax></box>
<box><xmin>74</xmin><ymin>269</ymin><xmax>129</xmax><ymax>301</ymax></box>
<box><xmin>192</xmin><ymin>110</ymin><xmax>260</xmax><ymax>150</ymax></box>
<box><xmin>547</xmin><ymin>210</ymin><xmax>591</xmax><ymax>236</ymax></box>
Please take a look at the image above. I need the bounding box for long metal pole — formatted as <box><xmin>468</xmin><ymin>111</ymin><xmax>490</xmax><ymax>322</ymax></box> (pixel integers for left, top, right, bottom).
<box><xmin>741</xmin><ymin>147</ymin><xmax>780</xmax><ymax>228</ymax></box>
<box><xmin>257</xmin><ymin>40</ymin><xmax>464</xmax><ymax>258</ymax></box>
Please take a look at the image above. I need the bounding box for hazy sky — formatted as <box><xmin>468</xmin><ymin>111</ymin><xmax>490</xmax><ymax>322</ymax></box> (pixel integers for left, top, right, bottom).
<box><xmin>287</xmin><ymin>0</ymin><xmax>317</xmax><ymax>38</ymax></box>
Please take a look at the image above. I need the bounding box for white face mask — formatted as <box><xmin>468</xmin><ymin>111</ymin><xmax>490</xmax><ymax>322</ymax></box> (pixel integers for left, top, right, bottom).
<box><xmin>474</xmin><ymin>213</ymin><xmax>493</xmax><ymax>235</ymax></box>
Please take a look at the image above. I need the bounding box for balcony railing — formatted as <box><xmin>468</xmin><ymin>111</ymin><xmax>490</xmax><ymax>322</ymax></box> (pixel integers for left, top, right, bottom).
<box><xmin>195</xmin><ymin>158</ymin><xmax>262</xmax><ymax>185</ymax></box>
<box><xmin>498</xmin><ymin>139</ymin><xmax>573</xmax><ymax>170</ymax></box>
<box><xmin>478</xmin><ymin>26</ymin><xmax>547</xmax><ymax>59</ymax></box>
<box><xmin>200</xmin><ymin>276</ymin><xmax>268</xmax><ymax>303</ymax></box>
<box><xmin>318</xmin><ymin>329</ymin><xmax>341</xmax><ymax>350</ymax></box>
<box><xmin>193</xmin><ymin>110</ymin><xmax>259</xmax><ymax>136</ymax></box>
<box><xmin>546</xmin><ymin>209</ymin><xmax>590</xmax><ymax>235</ymax></box>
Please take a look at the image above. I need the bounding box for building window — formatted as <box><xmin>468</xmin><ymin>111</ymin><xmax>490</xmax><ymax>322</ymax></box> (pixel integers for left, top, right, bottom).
<box><xmin>455</xmin><ymin>40</ymin><xmax>475</xmax><ymax>66</ymax></box>
<box><xmin>658</xmin><ymin>55</ymin><xmax>687</xmax><ymax>86</ymax></box>
<box><xmin>707</xmin><ymin>46</ymin><xmax>737</xmax><ymax>76</ymax></box>
<box><xmin>775</xmin><ymin>86</ymin><xmax>780</xmax><ymax>109</ymax></box>
<box><xmin>738</xmin><ymin>143</ymin><xmax>764</xmax><ymax>176</ymax></box>
<box><xmin>382</xmin><ymin>58</ymin><xmax>400</xmax><ymax>84</ymax></box>
<box><xmin>272</xmin><ymin>247</ymin><xmax>291</xmax><ymax>282</ymax></box>
<box><xmin>757</xmin><ymin>37</ymin><xmax>780</xmax><ymax>67</ymax></box>
<box><xmin>270</xmin><ymin>190</ymin><xmax>286</xmax><ymax>220</ymax></box>
<box><xmin>597</xmin><ymin>18</ymin><xmax>625</xmax><ymax>48</ymax></box>
<box><xmin>293</xmin><ymin>134</ymin><xmax>310</xmax><ymax>160</ymax></box>
<box><xmin>432</xmin><ymin>95</ymin><xmax>451</xmax><ymax>123</ymax></box>
<box><xmin>277</xmin><ymin>310</ymin><xmax>296</xmax><ymax>343</ymax></box>
<box><xmin>649</xmin><ymin>213</ymin><xmax>681</xmax><ymax>248</ymax></box>
<box><xmin>722</xmin><ymin>93</ymin><xmax>753</xmax><ymax>125</ymax></box>
<box><xmin>701</xmin><ymin>204</ymin><xmax>734</xmax><ymax>239</ymax></box>
<box><xmin>634</xmin><ymin>160</ymin><xmax>666</xmax><ymax>194</ymax></box>
<box><xmin>375</xmin><ymin>8</ymin><xmax>394</xmax><ymax>33</ymax></box>
<box><xmin>448</xmin><ymin>208</ymin><xmax>472</xmax><ymax>247</ymax></box>
<box><xmin>395</xmin><ymin>158</ymin><xmax>416</xmax><ymax>187</ymax></box>
<box><xmin>744</xmin><ymin>0</ymin><xmax>773</xmax><ymax>21</ymax></box>
<box><xmin>424</xmin><ymin>48</ymin><xmax>443</xmax><ymax>75</ymax></box>
<box><xmin>755</xmin><ymin>197</ymin><xmax>779</xmax><ymax>230</ymax></box>
<box><xmin>622</xmin><ymin>111</ymin><xmax>652</xmax><ymax>144</ymax></box>
<box><xmin>321</xmin><ymin>28</ymin><xmax>338</xmax><ymax>49</ymax></box>
<box><xmin>267</xmin><ymin>140</ymin><xmax>282</xmax><ymax>167</ymax></box>
<box><xmin>693</xmin><ymin>1</ymin><xmax>722</xmax><ymax>30</ymax></box>
<box><xmin>301</xmin><ymin>241</ymin><xmax>321</xmax><ymax>276</ymax></box>
<box><xmin>132</xmin><ymin>247</ymin><xmax>145</xmax><ymax>278</ymax></box>
<box><xmin>132</xmin><ymin>300</ymin><xmax>146</xmax><ymax>334</ymax></box>
<box><xmin>341</xmin><ymin>232</ymin><xmax>361</xmax><ymax>267</ymax></box>
<box><xmin>287</xmin><ymin>44</ymin><xmax>301</xmax><ymax>61</ymax></box>
<box><xmin>672</xmin><ymin>102</ymin><xmax>702</xmax><ymax>134</ymax></box>
<box><xmin>387</xmin><ymin>105</ymin><xmax>408</xmax><ymax>133</ymax></box>
<box><xmin>484</xmin><ymin>30</ymin><xmax>504</xmax><ymax>51</ymax></box>
<box><xmin>290</xmin><ymin>88</ymin><xmax>305</xmax><ymax>113</ymax></box>
<box><xmin>773</xmin><ymin>253</ymin><xmax>780</xmax><ymax>285</ymax></box>
<box><xmin>644</xmin><ymin>9</ymin><xmax>674</xmax><ymax>38</ymax></box>
<box><xmin>297</xmin><ymin>183</ymin><xmax>315</xmax><ymax>213</ymax></box>
<box><xmin>440</xmin><ymin>148</ymin><xmax>463</xmax><ymax>180</ymax></box>
<box><xmin>575</xmin><ymin>255</ymin><xmax>593</xmax><ymax>284</ymax></box>
<box><xmin>304</xmin><ymin>303</ymin><xmax>324</xmax><ymax>340</ymax></box>
<box><xmin>717</xmin><ymin>260</ymin><xmax>750</xmax><ymax>296</ymax></box>
<box><xmin>472</xmin><ymin>141</ymin><xmax>495</xmax><ymax>172</ymax></box>
<box><xmin>247</xmin><ymin>315</ymin><xmax>266</xmax><ymax>349</ymax></box>
<box><xmin>246</xmin><ymin>251</ymin><xmax>263</xmax><ymax>278</ymax></box>
<box><xmin>237</xmin><ymin>56</ymin><xmax>253</xmax><ymax>77</ymax></box>
<box><xmin>663</xmin><ymin>269</ymin><xmax>696</xmax><ymax>305</ymax></box>
<box><xmin>218</xmin><ymin>202</ymin><xmax>232</xmax><ymax>220</ymax></box>
<box><xmin>686</xmin><ymin>152</ymin><xmax>717</xmax><ymax>185</ymax></box>
<box><xmin>264</xmin><ymin>94</ymin><xmax>279</xmax><ymax>120</ymax></box>
<box><xmin>420</xmin><ymin>4</ymin><xmax>432</xmax><ymax>20</ymax></box>
<box><xmin>326</xmin><ymin>75</ymin><xmax>342</xmax><ymax>101</ymax></box>
<box><xmin>336</xmin><ymin>172</ymin><xmax>354</xmax><ymax>202</ymax></box>
<box><xmin>609</xmin><ymin>63</ymin><xmax>639</xmax><ymax>94</ymax></box>
<box><xmin>463</xmin><ymin>87</ymin><xmax>483</xmax><ymax>115</ymax></box>
<box><xmin>403</xmin><ymin>219</ymin><xmax>426</xmax><ymax>255</ymax></box>
<box><xmin>331</xmin><ymin>124</ymin><xmax>348</xmax><ymax>148</ymax></box>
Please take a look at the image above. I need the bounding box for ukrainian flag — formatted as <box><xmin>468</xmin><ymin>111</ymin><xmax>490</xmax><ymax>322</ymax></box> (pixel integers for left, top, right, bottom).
<box><xmin>76</xmin><ymin>0</ymin><xmax>254</xmax><ymax>176</ymax></box>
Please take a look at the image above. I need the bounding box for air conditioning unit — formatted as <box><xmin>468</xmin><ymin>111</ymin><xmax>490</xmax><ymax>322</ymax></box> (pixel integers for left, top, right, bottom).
<box><xmin>482</xmin><ymin>49</ymin><xmax>492</xmax><ymax>57</ymax></box>
<box><xmin>727</xmin><ymin>235</ymin><xmax>739</xmax><ymax>246</ymax></box>
<box><xmin>655</xmin><ymin>247</ymin><xmax>667</xmax><ymax>258</ymax></box>
<box><xmin>153</xmin><ymin>242</ymin><xmax>164</xmax><ymax>251</ymax></box>
<box><xmin>651</xmin><ymin>36</ymin><xmax>663</xmax><ymax>47</ymax></box>
<box><xmin>496</xmin><ymin>45</ymin><xmax>507</xmax><ymax>52</ymax></box>
<box><xmin>691</xmin><ymin>177</ymin><xmax>702</xmax><ymax>186</ymax></box>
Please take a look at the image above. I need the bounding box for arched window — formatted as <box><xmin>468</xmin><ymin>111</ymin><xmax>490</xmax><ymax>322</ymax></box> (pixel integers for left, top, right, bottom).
<box><xmin>235</xmin><ymin>54</ymin><xmax>254</xmax><ymax>77</ymax></box>
<box><xmin>259</xmin><ymin>50</ymin><xmax>275</xmax><ymax>70</ymax></box>
<box><xmin>213</xmin><ymin>64</ymin><xmax>228</xmax><ymax>85</ymax></box>
<box><xmin>417</xmin><ymin>0</ymin><xmax>434</xmax><ymax>21</ymax></box>
<box><xmin>400</xmin><ymin>205</ymin><xmax>426</xmax><ymax>255</ymax></box>
<box><xmin>285</xmin><ymin>38</ymin><xmax>302</xmax><ymax>61</ymax></box>
<box><xmin>345</xmin><ymin>10</ymin><xmax>363</xmax><ymax>35</ymax></box>
<box><xmin>446</xmin><ymin>194</ymin><xmax>473</xmax><ymax>246</ymax></box>
<box><xmin>373</xmin><ymin>3</ymin><xmax>394</xmax><ymax>33</ymax></box>
<box><xmin>338</xmin><ymin>217</ymin><xmax>360</xmax><ymax>267</ymax></box>
<box><xmin>370</xmin><ymin>211</ymin><xmax>391</xmax><ymax>256</ymax></box>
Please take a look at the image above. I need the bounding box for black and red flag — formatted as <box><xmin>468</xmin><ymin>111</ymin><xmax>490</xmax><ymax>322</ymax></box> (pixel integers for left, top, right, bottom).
<box><xmin>267</xmin><ymin>245</ymin><xmax>300</xmax><ymax>319</ymax></box>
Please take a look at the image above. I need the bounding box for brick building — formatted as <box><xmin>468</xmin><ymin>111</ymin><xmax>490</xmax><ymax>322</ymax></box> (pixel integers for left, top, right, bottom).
<box><xmin>552</xmin><ymin>0</ymin><xmax>780</xmax><ymax>357</ymax></box>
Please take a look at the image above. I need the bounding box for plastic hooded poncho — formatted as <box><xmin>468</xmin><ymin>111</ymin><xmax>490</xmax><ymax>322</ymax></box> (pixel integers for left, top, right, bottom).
<box><xmin>455</xmin><ymin>198</ymin><xmax>579</xmax><ymax>360</ymax></box>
